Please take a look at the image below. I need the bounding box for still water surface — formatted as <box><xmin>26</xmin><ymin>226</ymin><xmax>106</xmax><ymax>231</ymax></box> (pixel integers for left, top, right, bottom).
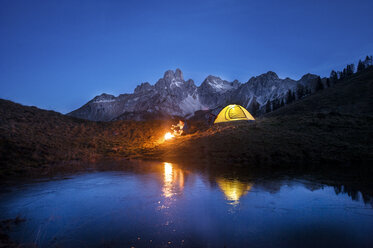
<box><xmin>1</xmin><ymin>161</ymin><xmax>372</xmax><ymax>247</ymax></box>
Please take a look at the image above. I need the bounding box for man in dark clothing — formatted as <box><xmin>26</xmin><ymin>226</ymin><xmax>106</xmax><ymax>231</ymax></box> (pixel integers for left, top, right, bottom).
<box><xmin>172</xmin><ymin>120</ymin><xmax>187</xmax><ymax>136</ymax></box>
<box><xmin>207</xmin><ymin>113</ymin><xmax>216</xmax><ymax>126</ymax></box>
<box><xmin>181</xmin><ymin>121</ymin><xmax>188</xmax><ymax>135</ymax></box>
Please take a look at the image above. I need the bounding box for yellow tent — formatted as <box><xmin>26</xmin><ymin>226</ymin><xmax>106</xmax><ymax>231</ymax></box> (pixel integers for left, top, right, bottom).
<box><xmin>214</xmin><ymin>104</ymin><xmax>255</xmax><ymax>124</ymax></box>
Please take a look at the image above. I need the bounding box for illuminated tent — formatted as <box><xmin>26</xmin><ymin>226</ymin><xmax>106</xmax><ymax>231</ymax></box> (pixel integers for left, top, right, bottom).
<box><xmin>214</xmin><ymin>104</ymin><xmax>255</xmax><ymax>124</ymax></box>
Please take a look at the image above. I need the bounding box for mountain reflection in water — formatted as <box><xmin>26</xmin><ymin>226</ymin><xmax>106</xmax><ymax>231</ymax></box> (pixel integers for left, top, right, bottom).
<box><xmin>0</xmin><ymin>160</ymin><xmax>372</xmax><ymax>248</ymax></box>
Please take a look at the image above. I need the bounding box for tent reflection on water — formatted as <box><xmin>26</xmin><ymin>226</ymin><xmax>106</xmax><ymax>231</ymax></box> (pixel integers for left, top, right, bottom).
<box><xmin>217</xmin><ymin>178</ymin><xmax>253</xmax><ymax>204</ymax></box>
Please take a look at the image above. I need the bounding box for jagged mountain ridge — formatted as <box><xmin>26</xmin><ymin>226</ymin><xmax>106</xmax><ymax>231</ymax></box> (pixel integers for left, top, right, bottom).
<box><xmin>68</xmin><ymin>68</ymin><xmax>319</xmax><ymax>121</ymax></box>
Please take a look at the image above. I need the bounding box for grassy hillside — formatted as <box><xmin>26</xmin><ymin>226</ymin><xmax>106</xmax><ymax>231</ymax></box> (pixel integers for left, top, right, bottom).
<box><xmin>0</xmin><ymin>68</ymin><xmax>372</xmax><ymax>177</ymax></box>
<box><xmin>267</xmin><ymin>67</ymin><xmax>373</xmax><ymax>116</ymax></box>
<box><xmin>0</xmin><ymin>101</ymin><xmax>175</xmax><ymax>176</ymax></box>
<box><xmin>143</xmin><ymin>68</ymin><xmax>373</xmax><ymax>170</ymax></box>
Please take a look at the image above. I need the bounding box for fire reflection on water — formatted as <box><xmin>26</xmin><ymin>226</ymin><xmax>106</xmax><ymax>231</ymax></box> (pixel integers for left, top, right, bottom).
<box><xmin>162</xmin><ymin>162</ymin><xmax>184</xmax><ymax>198</ymax></box>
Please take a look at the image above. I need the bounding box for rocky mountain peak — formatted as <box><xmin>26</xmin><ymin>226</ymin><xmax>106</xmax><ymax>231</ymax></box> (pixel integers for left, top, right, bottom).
<box><xmin>134</xmin><ymin>82</ymin><xmax>153</xmax><ymax>94</ymax></box>
<box><xmin>205</xmin><ymin>75</ymin><xmax>220</xmax><ymax>81</ymax></box>
<box><xmin>259</xmin><ymin>71</ymin><xmax>279</xmax><ymax>80</ymax></box>
<box><xmin>175</xmin><ymin>68</ymin><xmax>183</xmax><ymax>80</ymax></box>
<box><xmin>200</xmin><ymin>75</ymin><xmax>239</xmax><ymax>93</ymax></box>
<box><xmin>92</xmin><ymin>93</ymin><xmax>116</xmax><ymax>103</ymax></box>
<box><xmin>300</xmin><ymin>73</ymin><xmax>318</xmax><ymax>82</ymax></box>
<box><xmin>163</xmin><ymin>68</ymin><xmax>183</xmax><ymax>81</ymax></box>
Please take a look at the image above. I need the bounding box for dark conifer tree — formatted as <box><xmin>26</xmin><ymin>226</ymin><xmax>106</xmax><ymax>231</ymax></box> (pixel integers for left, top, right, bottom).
<box><xmin>251</xmin><ymin>101</ymin><xmax>260</xmax><ymax>117</ymax></box>
<box><xmin>265</xmin><ymin>100</ymin><xmax>271</xmax><ymax>113</ymax></box>
<box><xmin>272</xmin><ymin>99</ymin><xmax>280</xmax><ymax>110</ymax></box>
<box><xmin>357</xmin><ymin>60</ymin><xmax>365</xmax><ymax>72</ymax></box>
<box><xmin>341</xmin><ymin>68</ymin><xmax>347</xmax><ymax>80</ymax></box>
<box><xmin>280</xmin><ymin>99</ymin><xmax>285</xmax><ymax>107</ymax></box>
<box><xmin>315</xmin><ymin>77</ymin><xmax>324</xmax><ymax>91</ymax></box>
<box><xmin>337</xmin><ymin>71</ymin><xmax>342</xmax><ymax>80</ymax></box>
<box><xmin>326</xmin><ymin>78</ymin><xmax>330</xmax><ymax>88</ymax></box>
<box><xmin>364</xmin><ymin>55</ymin><xmax>373</xmax><ymax>67</ymax></box>
<box><xmin>286</xmin><ymin>90</ymin><xmax>293</xmax><ymax>104</ymax></box>
<box><xmin>330</xmin><ymin>70</ymin><xmax>338</xmax><ymax>82</ymax></box>
<box><xmin>346</xmin><ymin>64</ymin><xmax>354</xmax><ymax>76</ymax></box>
<box><xmin>296</xmin><ymin>84</ymin><xmax>305</xmax><ymax>99</ymax></box>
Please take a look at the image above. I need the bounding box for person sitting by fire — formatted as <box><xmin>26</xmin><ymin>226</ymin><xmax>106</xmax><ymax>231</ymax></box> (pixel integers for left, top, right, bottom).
<box><xmin>171</xmin><ymin>120</ymin><xmax>188</xmax><ymax>136</ymax></box>
<box><xmin>181</xmin><ymin>120</ymin><xmax>188</xmax><ymax>135</ymax></box>
<box><xmin>207</xmin><ymin>112</ymin><xmax>216</xmax><ymax>126</ymax></box>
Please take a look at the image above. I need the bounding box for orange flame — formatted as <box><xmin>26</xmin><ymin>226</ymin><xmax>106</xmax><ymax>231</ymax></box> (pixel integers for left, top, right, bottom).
<box><xmin>164</xmin><ymin>132</ymin><xmax>174</xmax><ymax>140</ymax></box>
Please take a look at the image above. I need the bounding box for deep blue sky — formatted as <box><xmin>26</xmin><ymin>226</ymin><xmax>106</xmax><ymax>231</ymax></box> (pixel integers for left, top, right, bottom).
<box><xmin>1</xmin><ymin>0</ymin><xmax>372</xmax><ymax>113</ymax></box>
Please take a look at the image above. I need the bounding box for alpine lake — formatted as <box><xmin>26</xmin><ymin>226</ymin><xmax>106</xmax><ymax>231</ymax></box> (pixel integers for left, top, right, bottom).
<box><xmin>1</xmin><ymin>160</ymin><xmax>372</xmax><ymax>248</ymax></box>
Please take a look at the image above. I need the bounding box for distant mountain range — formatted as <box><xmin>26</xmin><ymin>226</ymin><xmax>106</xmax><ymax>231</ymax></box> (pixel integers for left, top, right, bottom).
<box><xmin>68</xmin><ymin>69</ymin><xmax>321</xmax><ymax>121</ymax></box>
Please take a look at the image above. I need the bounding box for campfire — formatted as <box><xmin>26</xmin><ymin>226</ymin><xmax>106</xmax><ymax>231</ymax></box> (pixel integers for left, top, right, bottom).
<box><xmin>164</xmin><ymin>120</ymin><xmax>186</xmax><ymax>141</ymax></box>
<box><xmin>164</xmin><ymin>132</ymin><xmax>174</xmax><ymax>140</ymax></box>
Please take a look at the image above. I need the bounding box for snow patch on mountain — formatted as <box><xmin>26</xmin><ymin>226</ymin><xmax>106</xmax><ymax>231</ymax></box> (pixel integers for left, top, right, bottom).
<box><xmin>179</xmin><ymin>94</ymin><xmax>205</xmax><ymax>116</ymax></box>
<box><xmin>208</xmin><ymin>78</ymin><xmax>233</xmax><ymax>92</ymax></box>
<box><xmin>93</xmin><ymin>99</ymin><xmax>117</xmax><ymax>103</ymax></box>
<box><xmin>203</xmin><ymin>75</ymin><xmax>238</xmax><ymax>93</ymax></box>
<box><xmin>170</xmin><ymin>79</ymin><xmax>184</xmax><ymax>88</ymax></box>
